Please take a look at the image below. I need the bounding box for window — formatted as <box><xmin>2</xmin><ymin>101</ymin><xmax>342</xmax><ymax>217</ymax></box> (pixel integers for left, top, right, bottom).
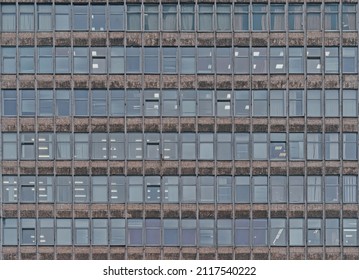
<box><xmin>324</xmin><ymin>47</ymin><xmax>339</xmax><ymax>73</ymax></box>
<box><xmin>109</xmin><ymin>5</ymin><xmax>124</xmax><ymax>30</ymax></box>
<box><xmin>307</xmin><ymin>133</ymin><xmax>322</xmax><ymax>160</ymax></box>
<box><xmin>234</xmin><ymin>4</ymin><xmax>249</xmax><ymax>31</ymax></box>
<box><xmin>38</xmin><ymin>133</ymin><xmax>53</xmax><ymax>160</ymax></box>
<box><xmin>199</xmin><ymin>220</ymin><xmax>214</xmax><ymax>246</ymax></box>
<box><xmin>74</xmin><ymin>47</ymin><xmax>89</xmax><ymax>73</ymax></box>
<box><xmin>127</xmin><ymin>133</ymin><xmax>143</xmax><ymax>160</ymax></box>
<box><xmin>92</xmin><ymin>90</ymin><xmax>107</xmax><ymax>116</ymax></box>
<box><xmin>110</xmin><ymin>133</ymin><xmax>125</xmax><ymax>160</ymax></box>
<box><xmin>307</xmin><ymin>219</ymin><xmax>322</xmax><ymax>246</ymax></box>
<box><xmin>56</xmin><ymin>134</ymin><xmax>71</xmax><ymax>159</ymax></box>
<box><xmin>343</xmin><ymin>219</ymin><xmax>358</xmax><ymax>246</ymax></box>
<box><xmin>110</xmin><ymin>90</ymin><xmax>125</xmax><ymax>116</ymax></box>
<box><xmin>128</xmin><ymin>219</ymin><xmax>143</xmax><ymax>246</ymax></box>
<box><xmin>181</xmin><ymin>133</ymin><xmax>196</xmax><ymax>160</ymax></box>
<box><xmin>289</xmin><ymin>133</ymin><xmax>304</xmax><ymax>160</ymax></box>
<box><xmin>325</xmin><ymin>133</ymin><xmax>339</xmax><ymax>160</ymax></box>
<box><xmin>19</xmin><ymin>47</ymin><xmax>35</xmax><ymax>73</ymax></box>
<box><xmin>91</xmin><ymin>5</ymin><xmax>106</xmax><ymax>31</ymax></box>
<box><xmin>162</xmin><ymin>48</ymin><xmax>177</xmax><ymax>73</ymax></box>
<box><xmin>217</xmin><ymin>48</ymin><xmax>232</xmax><ymax>73</ymax></box>
<box><xmin>289</xmin><ymin>47</ymin><xmax>304</xmax><ymax>73</ymax></box>
<box><xmin>343</xmin><ymin>176</ymin><xmax>357</xmax><ymax>203</ymax></box>
<box><xmin>126</xmin><ymin>90</ymin><xmax>141</xmax><ymax>116</ymax></box>
<box><xmin>181</xmin><ymin>177</ymin><xmax>196</xmax><ymax>202</ymax></box>
<box><xmin>253</xmin><ymin>90</ymin><xmax>268</xmax><ymax>116</ymax></box>
<box><xmin>162</xmin><ymin>134</ymin><xmax>178</xmax><ymax>160</ymax></box>
<box><xmin>288</xmin><ymin>4</ymin><xmax>303</xmax><ymax>31</ymax></box>
<box><xmin>343</xmin><ymin>47</ymin><xmax>358</xmax><ymax>73</ymax></box>
<box><xmin>252</xmin><ymin>176</ymin><xmax>268</xmax><ymax>203</ymax></box>
<box><xmin>343</xmin><ymin>90</ymin><xmax>357</xmax><ymax>117</ymax></box>
<box><xmin>75</xmin><ymin>219</ymin><xmax>90</xmax><ymax>245</ymax></box>
<box><xmin>144</xmin><ymin>5</ymin><xmax>158</xmax><ymax>30</ymax></box>
<box><xmin>38</xmin><ymin>219</ymin><xmax>54</xmax><ymax>245</ymax></box>
<box><xmin>144</xmin><ymin>48</ymin><xmax>159</xmax><ymax>73</ymax></box>
<box><xmin>145</xmin><ymin>133</ymin><xmax>160</xmax><ymax>160</ymax></box>
<box><xmin>270</xmin><ymin>219</ymin><xmax>286</xmax><ymax>246</ymax></box>
<box><xmin>74</xmin><ymin>134</ymin><xmax>89</xmax><ymax>160</ymax></box>
<box><xmin>56</xmin><ymin>219</ymin><xmax>72</xmax><ymax>245</ymax></box>
<box><xmin>325</xmin><ymin>219</ymin><xmax>339</xmax><ymax>246</ymax></box>
<box><xmin>56</xmin><ymin>177</ymin><xmax>72</xmax><ymax>203</ymax></box>
<box><xmin>163</xmin><ymin>177</ymin><xmax>179</xmax><ymax>203</ymax></box>
<box><xmin>343</xmin><ymin>133</ymin><xmax>357</xmax><ymax>161</ymax></box>
<box><xmin>289</xmin><ymin>219</ymin><xmax>304</xmax><ymax>246</ymax></box>
<box><xmin>92</xmin><ymin>133</ymin><xmax>108</xmax><ymax>160</ymax></box>
<box><xmin>38</xmin><ymin>90</ymin><xmax>53</xmax><ymax>116</ymax></box>
<box><xmin>21</xmin><ymin>133</ymin><xmax>35</xmax><ymax>159</ymax></box>
<box><xmin>21</xmin><ymin>219</ymin><xmax>36</xmax><ymax>245</ymax></box>
<box><xmin>2</xmin><ymin>176</ymin><xmax>18</xmax><ymax>203</ymax></box>
<box><xmin>2</xmin><ymin>89</ymin><xmax>17</xmax><ymax>116</ymax></box>
<box><xmin>342</xmin><ymin>4</ymin><xmax>356</xmax><ymax>31</ymax></box>
<box><xmin>110</xmin><ymin>47</ymin><xmax>124</xmax><ymax>73</ymax></box>
<box><xmin>21</xmin><ymin>90</ymin><xmax>35</xmax><ymax>116</ymax></box>
<box><xmin>253</xmin><ymin>133</ymin><xmax>268</xmax><ymax>160</ymax></box>
<box><xmin>2</xmin><ymin>133</ymin><xmax>17</xmax><ymax>160</ymax></box>
<box><xmin>93</xmin><ymin>219</ymin><xmax>108</xmax><ymax>245</ymax></box>
<box><xmin>198</xmin><ymin>90</ymin><xmax>213</xmax><ymax>116</ymax></box>
<box><xmin>235</xmin><ymin>90</ymin><xmax>250</xmax><ymax>116</ymax></box>
<box><xmin>253</xmin><ymin>219</ymin><xmax>268</xmax><ymax>246</ymax></box>
<box><xmin>289</xmin><ymin>176</ymin><xmax>304</xmax><ymax>203</ymax></box>
<box><xmin>217</xmin><ymin>91</ymin><xmax>231</xmax><ymax>116</ymax></box>
<box><xmin>325</xmin><ymin>176</ymin><xmax>339</xmax><ymax>203</ymax></box>
<box><xmin>144</xmin><ymin>90</ymin><xmax>160</xmax><ymax>116</ymax></box>
<box><xmin>19</xmin><ymin>5</ymin><xmax>34</xmax><ymax>31</ymax></box>
<box><xmin>181</xmin><ymin>5</ymin><xmax>194</xmax><ymax>31</ymax></box>
<box><xmin>3</xmin><ymin>219</ymin><xmax>18</xmax><ymax>245</ymax></box>
<box><xmin>289</xmin><ymin>90</ymin><xmax>304</xmax><ymax>116</ymax></box>
<box><xmin>74</xmin><ymin>90</ymin><xmax>89</xmax><ymax>116</ymax></box>
<box><xmin>126</xmin><ymin>48</ymin><xmax>141</xmax><ymax>73</ymax></box>
<box><xmin>110</xmin><ymin>219</ymin><xmax>125</xmax><ymax>245</ymax></box>
<box><xmin>162</xmin><ymin>4</ymin><xmax>177</xmax><ymax>31</ymax></box>
<box><xmin>270</xmin><ymin>4</ymin><xmax>285</xmax><ymax>31</ymax></box>
<box><xmin>38</xmin><ymin>176</ymin><xmax>54</xmax><ymax>203</ymax></box>
<box><xmin>180</xmin><ymin>48</ymin><xmax>195</xmax><ymax>74</ymax></box>
<box><xmin>162</xmin><ymin>90</ymin><xmax>178</xmax><ymax>116</ymax></box>
<box><xmin>181</xmin><ymin>220</ymin><xmax>196</xmax><ymax>246</ymax></box>
<box><xmin>324</xmin><ymin>4</ymin><xmax>338</xmax><ymax>30</ymax></box>
<box><xmin>21</xmin><ymin>176</ymin><xmax>36</xmax><ymax>202</ymax></box>
<box><xmin>235</xmin><ymin>176</ymin><xmax>250</xmax><ymax>203</ymax></box>
<box><xmin>198</xmin><ymin>4</ymin><xmax>213</xmax><ymax>31</ymax></box>
<box><xmin>307</xmin><ymin>4</ymin><xmax>321</xmax><ymax>30</ymax></box>
<box><xmin>234</xmin><ymin>48</ymin><xmax>250</xmax><ymax>74</ymax></box>
<box><xmin>74</xmin><ymin>177</ymin><xmax>90</xmax><ymax>203</ymax></box>
<box><xmin>163</xmin><ymin>220</ymin><xmax>179</xmax><ymax>245</ymax></box>
<box><xmin>307</xmin><ymin>90</ymin><xmax>322</xmax><ymax>117</ymax></box>
<box><xmin>199</xmin><ymin>177</ymin><xmax>215</xmax><ymax>203</ymax></box>
<box><xmin>91</xmin><ymin>47</ymin><xmax>107</xmax><ymax>74</ymax></box>
<box><xmin>252</xmin><ymin>4</ymin><xmax>267</xmax><ymax>31</ymax></box>
<box><xmin>109</xmin><ymin>176</ymin><xmax>125</xmax><ymax>203</ymax></box>
<box><xmin>270</xmin><ymin>133</ymin><xmax>286</xmax><ymax>160</ymax></box>
<box><xmin>270</xmin><ymin>176</ymin><xmax>286</xmax><ymax>203</ymax></box>
<box><xmin>55</xmin><ymin>5</ymin><xmax>70</xmax><ymax>30</ymax></box>
<box><xmin>73</xmin><ymin>5</ymin><xmax>89</xmax><ymax>30</ymax></box>
<box><xmin>92</xmin><ymin>177</ymin><xmax>108</xmax><ymax>203</ymax></box>
<box><xmin>128</xmin><ymin>177</ymin><xmax>143</xmax><ymax>203</ymax></box>
<box><xmin>217</xmin><ymin>134</ymin><xmax>232</xmax><ymax>160</ymax></box>
<box><xmin>307</xmin><ymin>176</ymin><xmax>322</xmax><ymax>203</ymax></box>
<box><xmin>1</xmin><ymin>5</ymin><xmax>16</xmax><ymax>32</ymax></box>
<box><xmin>217</xmin><ymin>177</ymin><xmax>232</xmax><ymax>203</ymax></box>
<box><xmin>235</xmin><ymin>219</ymin><xmax>250</xmax><ymax>246</ymax></box>
<box><xmin>55</xmin><ymin>47</ymin><xmax>71</xmax><ymax>73</ymax></box>
<box><xmin>270</xmin><ymin>90</ymin><xmax>285</xmax><ymax>116</ymax></box>
<box><xmin>2</xmin><ymin>47</ymin><xmax>16</xmax><ymax>73</ymax></box>
<box><xmin>252</xmin><ymin>48</ymin><xmax>267</xmax><ymax>74</ymax></box>
<box><xmin>38</xmin><ymin>47</ymin><xmax>53</xmax><ymax>73</ymax></box>
<box><xmin>307</xmin><ymin>47</ymin><xmax>321</xmax><ymax>73</ymax></box>
<box><xmin>127</xmin><ymin>5</ymin><xmax>141</xmax><ymax>31</ymax></box>
<box><xmin>217</xmin><ymin>4</ymin><xmax>231</xmax><ymax>31</ymax></box>
<box><xmin>199</xmin><ymin>134</ymin><xmax>213</xmax><ymax>160</ymax></box>
<box><xmin>325</xmin><ymin>90</ymin><xmax>339</xmax><ymax>117</ymax></box>
<box><xmin>197</xmin><ymin>48</ymin><xmax>213</xmax><ymax>73</ymax></box>
<box><xmin>145</xmin><ymin>220</ymin><xmax>161</xmax><ymax>246</ymax></box>
<box><xmin>145</xmin><ymin>177</ymin><xmax>160</xmax><ymax>202</ymax></box>
<box><xmin>270</xmin><ymin>48</ymin><xmax>285</xmax><ymax>73</ymax></box>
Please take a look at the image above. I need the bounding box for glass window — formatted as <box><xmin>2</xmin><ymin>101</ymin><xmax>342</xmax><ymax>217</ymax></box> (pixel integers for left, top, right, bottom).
<box><xmin>162</xmin><ymin>133</ymin><xmax>178</xmax><ymax>160</ymax></box>
<box><xmin>37</xmin><ymin>5</ymin><xmax>52</xmax><ymax>31</ymax></box>
<box><xmin>144</xmin><ymin>5</ymin><xmax>158</xmax><ymax>30</ymax></box>
<box><xmin>110</xmin><ymin>47</ymin><xmax>124</xmax><ymax>74</ymax></box>
<box><xmin>235</xmin><ymin>133</ymin><xmax>249</xmax><ymax>160</ymax></box>
<box><xmin>38</xmin><ymin>219</ymin><xmax>54</xmax><ymax>245</ymax></box>
<box><xmin>181</xmin><ymin>176</ymin><xmax>196</xmax><ymax>202</ymax></box>
<box><xmin>163</xmin><ymin>176</ymin><xmax>179</xmax><ymax>203</ymax></box>
<box><xmin>288</xmin><ymin>4</ymin><xmax>303</xmax><ymax>31</ymax></box>
<box><xmin>74</xmin><ymin>177</ymin><xmax>90</xmax><ymax>203</ymax></box>
<box><xmin>343</xmin><ymin>133</ymin><xmax>357</xmax><ymax>160</ymax></box>
<box><xmin>19</xmin><ymin>47</ymin><xmax>35</xmax><ymax>73</ymax></box>
<box><xmin>56</xmin><ymin>219</ymin><xmax>72</xmax><ymax>245</ymax></box>
<box><xmin>343</xmin><ymin>47</ymin><xmax>358</xmax><ymax>73</ymax></box>
<box><xmin>342</xmin><ymin>4</ymin><xmax>356</xmax><ymax>31</ymax></box>
<box><xmin>110</xmin><ymin>176</ymin><xmax>125</xmax><ymax>203</ymax></box>
<box><xmin>92</xmin><ymin>90</ymin><xmax>107</xmax><ymax>116</ymax></box>
<box><xmin>198</xmin><ymin>90</ymin><xmax>213</xmax><ymax>116</ymax></box>
<box><xmin>253</xmin><ymin>219</ymin><xmax>268</xmax><ymax>246</ymax></box>
<box><xmin>145</xmin><ymin>177</ymin><xmax>161</xmax><ymax>203</ymax></box>
<box><xmin>163</xmin><ymin>220</ymin><xmax>179</xmax><ymax>245</ymax></box>
<box><xmin>270</xmin><ymin>48</ymin><xmax>285</xmax><ymax>73</ymax></box>
<box><xmin>307</xmin><ymin>219</ymin><xmax>322</xmax><ymax>246</ymax></box>
<box><xmin>343</xmin><ymin>90</ymin><xmax>357</xmax><ymax>117</ymax></box>
<box><xmin>19</xmin><ymin>5</ymin><xmax>34</xmax><ymax>31</ymax></box>
<box><xmin>55</xmin><ymin>5</ymin><xmax>70</xmax><ymax>30</ymax></box>
<box><xmin>217</xmin><ymin>91</ymin><xmax>231</xmax><ymax>116</ymax></box>
<box><xmin>252</xmin><ymin>4</ymin><xmax>267</xmax><ymax>31</ymax></box>
<box><xmin>109</xmin><ymin>5</ymin><xmax>124</xmax><ymax>30</ymax></box>
<box><xmin>162</xmin><ymin>4</ymin><xmax>177</xmax><ymax>31</ymax></box>
<box><xmin>234</xmin><ymin>4</ymin><xmax>249</xmax><ymax>31</ymax></box>
<box><xmin>110</xmin><ymin>133</ymin><xmax>125</xmax><ymax>160</ymax></box>
<box><xmin>127</xmin><ymin>133</ymin><xmax>143</xmax><ymax>160</ymax></box>
<box><xmin>324</xmin><ymin>4</ymin><xmax>338</xmax><ymax>30</ymax></box>
<box><xmin>162</xmin><ymin>48</ymin><xmax>177</xmax><ymax>73</ymax></box>
<box><xmin>55</xmin><ymin>47</ymin><xmax>71</xmax><ymax>73</ymax></box>
<box><xmin>75</xmin><ymin>219</ymin><xmax>90</xmax><ymax>245</ymax></box>
<box><xmin>325</xmin><ymin>133</ymin><xmax>339</xmax><ymax>160</ymax></box>
<box><xmin>91</xmin><ymin>47</ymin><xmax>107</xmax><ymax>74</ymax></box>
<box><xmin>1</xmin><ymin>5</ymin><xmax>16</xmax><ymax>32</ymax></box>
<box><xmin>343</xmin><ymin>219</ymin><xmax>358</xmax><ymax>246</ymax></box>
<box><xmin>56</xmin><ymin>177</ymin><xmax>72</xmax><ymax>203</ymax></box>
<box><xmin>93</xmin><ymin>219</ymin><xmax>108</xmax><ymax>245</ymax></box>
<box><xmin>289</xmin><ymin>90</ymin><xmax>304</xmax><ymax>116</ymax></box>
<box><xmin>126</xmin><ymin>90</ymin><xmax>141</xmax><ymax>116</ymax></box>
<box><xmin>74</xmin><ymin>134</ymin><xmax>89</xmax><ymax>160</ymax></box>
<box><xmin>110</xmin><ymin>219</ymin><xmax>125</xmax><ymax>245</ymax></box>
<box><xmin>307</xmin><ymin>90</ymin><xmax>322</xmax><ymax>117</ymax></box>
<box><xmin>252</xmin><ymin>176</ymin><xmax>268</xmax><ymax>203</ymax></box>
<box><xmin>253</xmin><ymin>133</ymin><xmax>268</xmax><ymax>160</ymax></box>
<box><xmin>145</xmin><ymin>219</ymin><xmax>161</xmax><ymax>246</ymax></box>
<box><xmin>38</xmin><ymin>133</ymin><xmax>53</xmax><ymax>160</ymax></box>
<box><xmin>325</xmin><ymin>219</ymin><xmax>339</xmax><ymax>246</ymax></box>
<box><xmin>128</xmin><ymin>219</ymin><xmax>143</xmax><ymax>246</ymax></box>
<box><xmin>234</xmin><ymin>48</ymin><xmax>250</xmax><ymax>74</ymax></box>
<box><xmin>217</xmin><ymin>134</ymin><xmax>232</xmax><ymax>160</ymax></box>
<box><xmin>92</xmin><ymin>177</ymin><xmax>108</xmax><ymax>203</ymax></box>
<box><xmin>73</xmin><ymin>5</ymin><xmax>89</xmax><ymax>30</ymax></box>
<box><xmin>38</xmin><ymin>47</ymin><xmax>53</xmax><ymax>73</ymax></box>
<box><xmin>252</xmin><ymin>48</ymin><xmax>267</xmax><ymax>74</ymax></box>
<box><xmin>2</xmin><ymin>133</ymin><xmax>17</xmax><ymax>160</ymax></box>
<box><xmin>56</xmin><ymin>134</ymin><xmax>71</xmax><ymax>160</ymax></box>
<box><xmin>217</xmin><ymin>4</ymin><xmax>231</xmax><ymax>31</ymax></box>
<box><xmin>307</xmin><ymin>133</ymin><xmax>322</xmax><ymax>160</ymax></box>
<box><xmin>235</xmin><ymin>90</ymin><xmax>250</xmax><ymax>116</ymax></box>
<box><xmin>2</xmin><ymin>89</ymin><xmax>17</xmax><ymax>116</ymax></box>
<box><xmin>180</xmin><ymin>48</ymin><xmax>195</xmax><ymax>74</ymax></box>
<box><xmin>289</xmin><ymin>176</ymin><xmax>304</xmax><ymax>203</ymax></box>
<box><xmin>270</xmin><ymin>219</ymin><xmax>286</xmax><ymax>246</ymax></box>
<box><xmin>21</xmin><ymin>176</ymin><xmax>36</xmax><ymax>202</ymax></box>
<box><xmin>74</xmin><ymin>47</ymin><xmax>89</xmax><ymax>73</ymax></box>
<box><xmin>199</xmin><ymin>220</ymin><xmax>214</xmax><ymax>246</ymax></box>
<box><xmin>199</xmin><ymin>133</ymin><xmax>213</xmax><ymax>160</ymax></box>
<box><xmin>110</xmin><ymin>90</ymin><xmax>125</xmax><ymax>116</ymax></box>
<box><xmin>198</xmin><ymin>4</ymin><xmax>213</xmax><ymax>31</ymax></box>
<box><xmin>181</xmin><ymin>133</ymin><xmax>196</xmax><ymax>160</ymax></box>
<box><xmin>307</xmin><ymin>176</ymin><xmax>322</xmax><ymax>203</ymax></box>
<box><xmin>38</xmin><ymin>90</ymin><xmax>53</xmax><ymax>116</ymax></box>
<box><xmin>74</xmin><ymin>90</ymin><xmax>89</xmax><ymax>116</ymax></box>
<box><xmin>145</xmin><ymin>133</ymin><xmax>160</xmax><ymax>160</ymax></box>
<box><xmin>325</xmin><ymin>176</ymin><xmax>339</xmax><ymax>203</ymax></box>
<box><xmin>217</xmin><ymin>48</ymin><xmax>232</xmax><ymax>73</ymax></box>
<box><xmin>270</xmin><ymin>90</ymin><xmax>285</xmax><ymax>116</ymax></box>
<box><xmin>253</xmin><ymin>90</ymin><xmax>268</xmax><ymax>116</ymax></box>
<box><xmin>325</xmin><ymin>48</ymin><xmax>339</xmax><ymax>73</ymax></box>
<box><xmin>307</xmin><ymin>4</ymin><xmax>321</xmax><ymax>30</ymax></box>
<box><xmin>21</xmin><ymin>90</ymin><xmax>35</xmax><ymax>116</ymax></box>
<box><xmin>181</xmin><ymin>90</ymin><xmax>196</xmax><ymax>116</ymax></box>
<box><xmin>343</xmin><ymin>176</ymin><xmax>357</xmax><ymax>203</ymax></box>
<box><xmin>21</xmin><ymin>219</ymin><xmax>36</xmax><ymax>245</ymax></box>
<box><xmin>217</xmin><ymin>177</ymin><xmax>232</xmax><ymax>203</ymax></box>
<box><xmin>2</xmin><ymin>176</ymin><xmax>18</xmax><ymax>203</ymax></box>
<box><xmin>289</xmin><ymin>219</ymin><xmax>304</xmax><ymax>246</ymax></box>
<box><xmin>307</xmin><ymin>47</ymin><xmax>322</xmax><ymax>73</ymax></box>
<box><xmin>144</xmin><ymin>90</ymin><xmax>160</xmax><ymax>116</ymax></box>
<box><xmin>289</xmin><ymin>133</ymin><xmax>304</xmax><ymax>160</ymax></box>
<box><xmin>270</xmin><ymin>4</ymin><xmax>285</xmax><ymax>31</ymax></box>
<box><xmin>199</xmin><ymin>177</ymin><xmax>215</xmax><ymax>203</ymax></box>
<box><xmin>181</xmin><ymin>4</ymin><xmax>194</xmax><ymax>31</ymax></box>
<box><xmin>270</xmin><ymin>176</ymin><xmax>286</xmax><ymax>203</ymax></box>
<box><xmin>270</xmin><ymin>133</ymin><xmax>286</xmax><ymax>160</ymax></box>
<box><xmin>235</xmin><ymin>219</ymin><xmax>250</xmax><ymax>246</ymax></box>
<box><xmin>181</xmin><ymin>220</ymin><xmax>196</xmax><ymax>246</ymax></box>
<box><xmin>197</xmin><ymin>48</ymin><xmax>213</xmax><ymax>74</ymax></box>
<box><xmin>2</xmin><ymin>47</ymin><xmax>16</xmax><ymax>74</ymax></box>
<box><xmin>3</xmin><ymin>219</ymin><xmax>18</xmax><ymax>245</ymax></box>
<box><xmin>21</xmin><ymin>133</ymin><xmax>35</xmax><ymax>159</ymax></box>
<box><xmin>144</xmin><ymin>48</ymin><xmax>159</xmax><ymax>73</ymax></box>
<box><xmin>92</xmin><ymin>133</ymin><xmax>107</xmax><ymax>160</ymax></box>
<box><xmin>235</xmin><ymin>176</ymin><xmax>250</xmax><ymax>203</ymax></box>
<box><xmin>91</xmin><ymin>5</ymin><xmax>106</xmax><ymax>31</ymax></box>
<box><xmin>127</xmin><ymin>5</ymin><xmax>141</xmax><ymax>30</ymax></box>
<box><xmin>289</xmin><ymin>47</ymin><xmax>304</xmax><ymax>73</ymax></box>
<box><xmin>126</xmin><ymin>48</ymin><xmax>141</xmax><ymax>73</ymax></box>
<box><xmin>128</xmin><ymin>177</ymin><xmax>143</xmax><ymax>203</ymax></box>
<box><xmin>162</xmin><ymin>90</ymin><xmax>178</xmax><ymax>116</ymax></box>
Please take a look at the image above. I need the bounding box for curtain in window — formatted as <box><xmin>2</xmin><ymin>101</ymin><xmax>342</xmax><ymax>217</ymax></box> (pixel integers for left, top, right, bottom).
<box><xmin>271</xmin><ymin>14</ymin><xmax>284</xmax><ymax>30</ymax></box>
<box><xmin>343</xmin><ymin>176</ymin><xmax>357</xmax><ymax>203</ymax></box>
<box><xmin>20</xmin><ymin>13</ymin><xmax>34</xmax><ymax>31</ymax></box>
<box><xmin>217</xmin><ymin>14</ymin><xmax>230</xmax><ymax>31</ymax></box>
<box><xmin>163</xmin><ymin>8</ymin><xmax>176</xmax><ymax>30</ymax></box>
<box><xmin>2</xmin><ymin>14</ymin><xmax>16</xmax><ymax>31</ymax></box>
<box><xmin>181</xmin><ymin>6</ymin><xmax>194</xmax><ymax>31</ymax></box>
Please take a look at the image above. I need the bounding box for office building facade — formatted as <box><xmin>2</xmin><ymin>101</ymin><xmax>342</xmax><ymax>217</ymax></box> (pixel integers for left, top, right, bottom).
<box><xmin>0</xmin><ymin>0</ymin><xmax>359</xmax><ymax>260</ymax></box>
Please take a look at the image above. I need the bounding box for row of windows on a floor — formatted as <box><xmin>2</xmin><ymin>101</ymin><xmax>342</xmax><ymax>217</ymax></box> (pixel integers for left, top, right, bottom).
<box><xmin>1</xmin><ymin>218</ymin><xmax>358</xmax><ymax>247</ymax></box>
<box><xmin>2</xmin><ymin>132</ymin><xmax>358</xmax><ymax>161</ymax></box>
<box><xmin>1</xmin><ymin>175</ymin><xmax>358</xmax><ymax>204</ymax></box>
<box><xmin>0</xmin><ymin>3</ymin><xmax>356</xmax><ymax>32</ymax></box>
<box><xmin>2</xmin><ymin>89</ymin><xmax>358</xmax><ymax>117</ymax></box>
<box><xmin>0</xmin><ymin>46</ymin><xmax>357</xmax><ymax>74</ymax></box>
